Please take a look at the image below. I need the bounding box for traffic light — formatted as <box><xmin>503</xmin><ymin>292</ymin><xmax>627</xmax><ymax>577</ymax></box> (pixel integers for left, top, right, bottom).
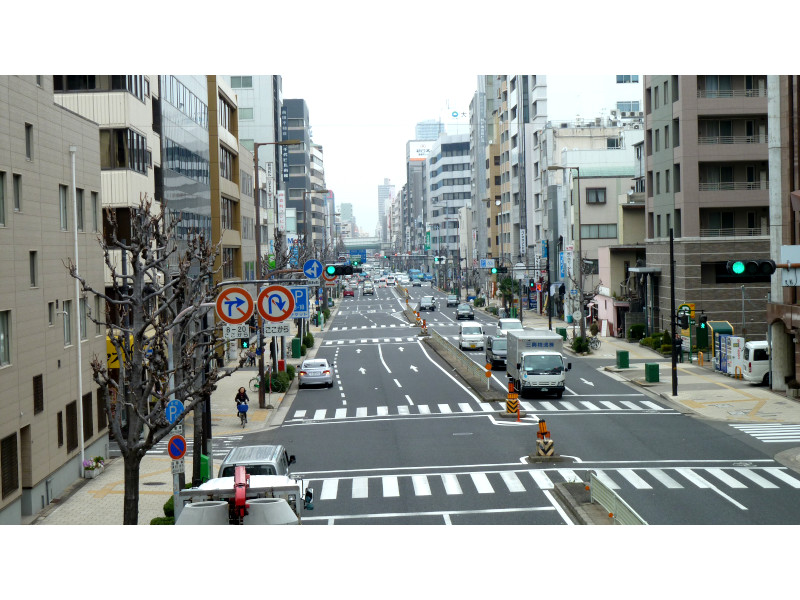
<box><xmin>491</xmin><ymin>267</ymin><xmax>497</xmax><ymax>274</ymax></box>
<box><xmin>698</xmin><ymin>315</ymin><xmax>708</xmax><ymax>329</ymax></box>
<box><xmin>241</xmin><ymin>339</ymin><xmax>250</xmax><ymax>349</ymax></box>
<box><xmin>325</xmin><ymin>264</ymin><xmax>354</xmax><ymax>276</ymax></box>
<box><xmin>529</xmin><ymin>279</ymin><xmax>536</xmax><ymax>289</ymax></box>
<box><xmin>726</xmin><ymin>259</ymin><xmax>776</xmax><ymax>276</ymax></box>
<box><xmin>496</xmin><ymin>267</ymin><xmax>508</xmax><ymax>274</ymax></box>
<box><xmin>677</xmin><ymin>313</ymin><xmax>689</xmax><ymax>329</ymax></box>
<box><xmin>434</xmin><ymin>257</ymin><xmax>440</xmax><ymax>264</ymax></box>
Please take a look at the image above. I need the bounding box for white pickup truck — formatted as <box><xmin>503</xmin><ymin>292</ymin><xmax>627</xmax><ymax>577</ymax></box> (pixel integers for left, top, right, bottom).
<box><xmin>506</xmin><ymin>329</ymin><xmax>571</xmax><ymax>398</ymax></box>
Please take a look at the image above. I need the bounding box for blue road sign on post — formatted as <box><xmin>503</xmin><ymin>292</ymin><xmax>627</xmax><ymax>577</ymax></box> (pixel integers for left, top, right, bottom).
<box><xmin>165</xmin><ymin>399</ymin><xmax>184</xmax><ymax>425</ymax></box>
<box><xmin>289</xmin><ymin>286</ymin><xmax>309</xmax><ymax>318</ymax></box>
<box><xmin>303</xmin><ymin>259</ymin><xmax>323</xmax><ymax>280</ymax></box>
<box><xmin>167</xmin><ymin>435</ymin><xmax>187</xmax><ymax>460</ymax></box>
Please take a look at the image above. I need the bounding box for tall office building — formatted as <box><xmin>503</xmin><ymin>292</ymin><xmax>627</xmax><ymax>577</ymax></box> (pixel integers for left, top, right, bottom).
<box><xmin>416</xmin><ymin>119</ymin><xmax>446</xmax><ymax>141</ymax></box>
<box><xmin>378</xmin><ymin>178</ymin><xmax>395</xmax><ymax>245</ymax></box>
<box><xmin>1</xmin><ymin>76</ymin><xmax>106</xmax><ymax>524</ymax></box>
<box><xmin>644</xmin><ymin>75</ymin><xmax>769</xmax><ymax>337</ymax></box>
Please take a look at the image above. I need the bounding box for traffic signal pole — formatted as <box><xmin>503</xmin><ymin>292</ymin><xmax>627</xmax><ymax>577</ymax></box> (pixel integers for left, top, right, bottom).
<box><xmin>670</xmin><ymin>229</ymin><xmax>678</xmax><ymax>396</ymax></box>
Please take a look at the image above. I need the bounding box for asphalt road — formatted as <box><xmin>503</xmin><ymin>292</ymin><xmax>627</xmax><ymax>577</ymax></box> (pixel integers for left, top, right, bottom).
<box><xmin>250</xmin><ymin>279</ymin><xmax>800</xmax><ymax>525</ymax></box>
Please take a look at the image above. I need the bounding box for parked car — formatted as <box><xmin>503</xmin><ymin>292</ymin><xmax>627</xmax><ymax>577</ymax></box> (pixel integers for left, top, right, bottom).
<box><xmin>742</xmin><ymin>340</ymin><xmax>770</xmax><ymax>385</ymax></box>
<box><xmin>411</xmin><ymin>280</ymin><xmax>422</xmax><ymax>287</ymax></box>
<box><xmin>446</xmin><ymin>294</ymin><xmax>459</xmax><ymax>307</ymax></box>
<box><xmin>485</xmin><ymin>335</ymin><xmax>507</xmax><ymax>369</ymax></box>
<box><xmin>418</xmin><ymin>295</ymin><xmax>436</xmax><ymax>311</ymax></box>
<box><xmin>459</xmin><ymin>322</ymin><xmax>485</xmax><ymax>350</ymax></box>
<box><xmin>496</xmin><ymin>318</ymin><xmax>524</xmax><ymax>337</ymax></box>
<box><xmin>456</xmin><ymin>303</ymin><xmax>474</xmax><ymax>320</ymax></box>
<box><xmin>298</xmin><ymin>358</ymin><xmax>333</xmax><ymax>388</ymax></box>
<box><xmin>343</xmin><ymin>287</ymin><xmax>355</xmax><ymax>297</ymax></box>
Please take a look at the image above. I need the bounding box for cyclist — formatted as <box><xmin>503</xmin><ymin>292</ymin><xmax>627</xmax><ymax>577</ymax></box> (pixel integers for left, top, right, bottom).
<box><xmin>235</xmin><ymin>387</ymin><xmax>249</xmax><ymax>425</ymax></box>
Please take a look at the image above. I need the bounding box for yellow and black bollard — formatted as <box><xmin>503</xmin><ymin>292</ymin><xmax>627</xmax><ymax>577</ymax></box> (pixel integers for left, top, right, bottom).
<box><xmin>506</xmin><ymin>381</ymin><xmax>519</xmax><ymax>414</ymax></box>
<box><xmin>536</xmin><ymin>419</ymin><xmax>554</xmax><ymax>456</ymax></box>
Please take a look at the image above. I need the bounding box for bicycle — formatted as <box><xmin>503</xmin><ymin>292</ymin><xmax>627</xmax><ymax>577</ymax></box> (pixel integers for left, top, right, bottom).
<box><xmin>248</xmin><ymin>376</ymin><xmax>260</xmax><ymax>393</ymax></box>
<box><xmin>237</xmin><ymin>402</ymin><xmax>248</xmax><ymax>428</ymax></box>
<box><xmin>588</xmin><ymin>335</ymin><xmax>601</xmax><ymax>350</ymax></box>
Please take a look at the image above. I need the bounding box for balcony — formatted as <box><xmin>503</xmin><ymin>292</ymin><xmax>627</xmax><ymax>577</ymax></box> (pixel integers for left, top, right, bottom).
<box><xmin>696</xmin><ymin>88</ymin><xmax>766</xmax><ymax>98</ymax></box>
<box><xmin>699</xmin><ymin>181</ymin><xmax>768</xmax><ymax>191</ymax></box>
<box><xmin>698</xmin><ymin>135</ymin><xmax>766</xmax><ymax>145</ymax></box>
<box><xmin>699</xmin><ymin>227</ymin><xmax>768</xmax><ymax>238</ymax></box>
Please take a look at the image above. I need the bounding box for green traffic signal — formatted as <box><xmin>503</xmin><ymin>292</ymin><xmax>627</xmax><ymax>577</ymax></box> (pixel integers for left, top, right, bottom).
<box><xmin>730</xmin><ymin>260</ymin><xmax>745</xmax><ymax>275</ymax></box>
<box><xmin>325</xmin><ymin>265</ymin><xmax>337</xmax><ymax>276</ymax></box>
<box><xmin>491</xmin><ymin>267</ymin><xmax>498</xmax><ymax>274</ymax></box>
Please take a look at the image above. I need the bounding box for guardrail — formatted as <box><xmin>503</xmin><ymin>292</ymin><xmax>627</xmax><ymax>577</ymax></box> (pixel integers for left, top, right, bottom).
<box><xmin>428</xmin><ymin>328</ymin><xmax>486</xmax><ymax>381</ymax></box>
<box><xmin>589</xmin><ymin>471</ymin><xmax>648</xmax><ymax>525</ymax></box>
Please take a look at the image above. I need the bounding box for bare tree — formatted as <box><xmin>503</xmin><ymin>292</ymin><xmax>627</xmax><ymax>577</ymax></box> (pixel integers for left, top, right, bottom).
<box><xmin>67</xmin><ymin>195</ymin><xmax>240</xmax><ymax>524</ymax></box>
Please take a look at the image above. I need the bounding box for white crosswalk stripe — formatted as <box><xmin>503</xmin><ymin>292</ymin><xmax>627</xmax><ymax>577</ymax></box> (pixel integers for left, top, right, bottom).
<box><xmin>730</xmin><ymin>423</ymin><xmax>800</xmax><ymax>443</ymax></box>
<box><xmin>302</xmin><ymin>466</ymin><xmax>799</xmax><ymax>503</ymax></box>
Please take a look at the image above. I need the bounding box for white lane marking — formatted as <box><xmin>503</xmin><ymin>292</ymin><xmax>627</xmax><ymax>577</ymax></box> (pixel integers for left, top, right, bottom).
<box><xmin>393</xmin><ymin>379</ymin><xmax>402</xmax><ymax>388</ymax></box>
<box><xmin>470</xmin><ymin>472</ymin><xmax>494</xmax><ymax>494</ymax></box>
<box><xmin>320</xmin><ymin>478</ymin><xmax>339</xmax><ymax>500</ymax></box>
<box><xmin>479</xmin><ymin>403</ymin><xmax>495</xmax><ymax>412</ymax></box>
<box><xmin>302</xmin><ymin>506</ymin><xmax>556</xmax><ymax>523</ymax></box>
<box><xmin>704</xmin><ymin>468</ymin><xmax>747</xmax><ymax>488</ymax></box>
<box><xmin>335</xmin><ymin>408</ymin><xmax>347</xmax><ymax>419</ymax></box>
<box><xmin>417</xmin><ymin>405</ymin><xmax>430</xmax><ymax>414</ymax></box>
<box><xmin>645</xmin><ymin>468</ymin><xmax>683</xmax><ymax>489</ymax></box>
<box><xmin>377</xmin><ymin>406</ymin><xmax>388</xmax><ymax>416</ymax></box>
<box><xmin>438</xmin><ymin>404</ymin><xmax>452</xmax><ymax>414</ymax></box>
<box><xmin>558</xmin><ymin>469</ymin><xmax>582</xmax><ymax>483</ymax></box>
<box><xmin>762</xmin><ymin>468</ymin><xmax>800</xmax><ymax>488</ymax></box>
<box><xmin>397</xmin><ymin>405</ymin><xmax>410</xmax><ymax>415</ymax></box>
<box><xmin>560</xmin><ymin>401</ymin><xmax>579</xmax><ymax>411</ymax></box>
<box><xmin>733</xmin><ymin>468</ymin><xmax>778</xmax><ymax>489</ymax></box>
<box><xmin>543</xmin><ymin>489</ymin><xmax>575</xmax><ymax>525</ymax></box>
<box><xmin>529</xmin><ymin>470</ymin><xmax>554</xmax><ymax>490</ymax></box>
<box><xmin>415</xmin><ymin>340</ymin><xmax>481</xmax><ymax>402</ymax></box>
<box><xmin>617</xmin><ymin>469</ymin><xmax>652</xmax><ymax>489</ymax></box>
<box><xmin>676</xmin><ymin>468</ymin><xmax>710</xmax><ymax>488</ymax></box>
<box><xmin>313</xmin><ymin>409</ymin><xmax>327</xmax><ymax>421</ymax></box>
<box><xmin>378</xmin><ymin>344</ymin><xmax>392</xmax><ymax>374</ymax></box>
<box><xmin>621</xmin><ymin>400</ymin><xmax>642</xmax><ymax>410</ymax></box>
<box><xmin>356</xmin><ymin>407</ymin><xmax>367</xmax><ymax>418</ymax></box>
<box><xmin>500</xmin><ymin>471</ymin><xmax>526</xmax><ymax>492</ymax></box>
<box><xmin>441</xmin><ymin>474</ymin><xmax>463</xmax><ymax>495</ymax></box>
<box><xmin>412</xmin><ymin>475</ymin><xmax>431</xmax><ymax>496</ymax></box>
<box><xmin>641</xmin><ymin>400</ymin><xmax>667</xmax><ymax>410</ymax></box>
<box><xmin>540</xmin><ymin>401</ymin><xmax>558</xmax><ymax>411</ymax></box>
<box><xmin>405</xmin><ymin>395</ymin><xmax>414</xmax><ymax>405</ymax></box>
<box><xmin>594</xmin><ymin>471</ymin><xmax>620</xmax><ymax>490</ymax></box>
<box><xmin>458</xmin><ymin>403</ymin><xmax>474</xmax><ymax>413</ymax></box>
<box><xmin>294</xmin><ymin>410</ymin><xmax>307</xmax><ymax>418</ymax></box>
<box><xmin>382</xmin><ymin>476</ymin><xmax>400</xmax><ymax>497</ymax></box>
<box><xmin>352</xmin><ymin>477</ymin><xmax>369</xmax><ymax>498</ymax></box>
<box><xmin>580</xmin><ymin>400</ymin><xmax>601</xmax><ymax>410</ymax></box>
<box><xmin>520</xmin><ymin>401</ymin><xmax>535</xmax><ymax>411</ymax></box>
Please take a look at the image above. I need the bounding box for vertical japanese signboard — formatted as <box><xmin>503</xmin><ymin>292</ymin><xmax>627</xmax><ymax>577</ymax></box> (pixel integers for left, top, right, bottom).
<box><xmin>277</xmin><ymin>191</ymin><xmax>286</xmax><ymax>232</ymax></box>
<box><xmin>280</xmin><ymin>107</ymin><xmax>289</xmax><ymax>181</ymax></box>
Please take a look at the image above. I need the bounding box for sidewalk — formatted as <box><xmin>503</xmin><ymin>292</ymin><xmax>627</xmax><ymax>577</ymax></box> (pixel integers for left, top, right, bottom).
<box><xmin>29</xmin><ymin>301</ymin><xmax>336</xmax><ymax>525</ymax></box>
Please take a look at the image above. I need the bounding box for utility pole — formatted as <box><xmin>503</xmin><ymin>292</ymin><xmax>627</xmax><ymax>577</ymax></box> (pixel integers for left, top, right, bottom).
<box><xmin>670</xmin><ymin>228</ymin><xmax>678</xmax><ymax>396</ymax></box>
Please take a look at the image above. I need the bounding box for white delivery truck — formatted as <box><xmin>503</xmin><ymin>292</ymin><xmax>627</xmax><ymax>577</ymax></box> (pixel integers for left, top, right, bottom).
<box><xmin>506</xmin><ymin>329</ymin><xmax>571</xmax><ymax>398</ymax></box>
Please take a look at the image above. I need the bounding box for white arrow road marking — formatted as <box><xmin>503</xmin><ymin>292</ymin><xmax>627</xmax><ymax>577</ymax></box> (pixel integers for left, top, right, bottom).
<box><xmin>410</xmin><ymin>365</ymin><xmax>418</xmax><ymax>372</ymax></box>
<box><xmin>359</xmin><ymin>367</ymin><xmax>366</xmax><ymax>374</ymax></box>
<box><xmin>356</xmin><ymin>349</ymin><xmax>362</xmax><ymax>354</ymax></box>
<box><xmin>398</xmin><ymin>347</ymin><xmax>404</xmax><ymax>352</ymax></box>
<box><xmin>580</xmin><ymin>378</ymin><xmax>595</xmax><ymax>387</ymax></box>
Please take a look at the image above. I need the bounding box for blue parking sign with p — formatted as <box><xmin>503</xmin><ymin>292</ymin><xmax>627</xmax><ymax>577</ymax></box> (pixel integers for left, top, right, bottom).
<box><xmin>289</xmin><ymin>286</ymin><xmax>309</xmax><ymax>318</ymax></box>
<box><xmin>165</xmin><ymin>399</ymin><xmax>184</xmax><ymax>425</ymax></box>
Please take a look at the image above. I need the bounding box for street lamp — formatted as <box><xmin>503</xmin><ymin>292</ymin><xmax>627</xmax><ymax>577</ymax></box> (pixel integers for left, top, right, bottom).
<box><xmin>547</xmin><ymin>164</ymin><xmax>584</xmax><ymax>339</ymax></box>
<box><xmin>253</xmin><ymin>139</ymin><xmax>301</xmax><ymax>408</ymax></box>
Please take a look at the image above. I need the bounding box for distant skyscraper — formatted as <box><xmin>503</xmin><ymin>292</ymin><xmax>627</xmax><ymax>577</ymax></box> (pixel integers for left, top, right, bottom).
<box><xmin>378</xmin><ymin>178</ymin><xmax>395</xmax><ymax>244</ymax></box>
<box><xmin>415</xmin><ymin>119</ymin><xmax>446</xmax><ymax>141</ymax></box>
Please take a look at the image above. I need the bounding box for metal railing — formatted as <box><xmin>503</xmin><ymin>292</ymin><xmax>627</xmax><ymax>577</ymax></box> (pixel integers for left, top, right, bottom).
<box><xmin>698</xmin><ymin>181</ymin><xmax>769</xmax><ymax>191</ymax></box>
<box><xmin>697</xmin><ymin>135</ymin><xmax>765</xmax><ymax>145</ymax></box>
<box><xmin>699</xmin><ymin>227</ymin><xmax>767</xmax><ymax>238</ymax></box>
<box><xmin>697</xmin><ymin>88</ymin><xmax>766</xmax><ymax>98</ymax></box>
<box><xmin>589</xmin><ymin>471</ymin><xmax>648</xmax><ymax>525</ymax></box>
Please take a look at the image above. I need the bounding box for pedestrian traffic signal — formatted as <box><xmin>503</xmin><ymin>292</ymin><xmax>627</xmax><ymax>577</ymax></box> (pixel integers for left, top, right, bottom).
<box><xmin>529</xmin><ymin>279</ymin><xmax>536</xmax><ymax>288</ymax></box>
<box><xmin>325</xmin><ymin>264</ymin><xmax>353</xmax><ymax>276</ymax></box>
<box><xmin>677</xmin><ymin>313</ymin><xmax>689</xmax><ymax>329</ymax></box>
<box><xmin>698</xmin><ymin>315</ymin><xmax>708</xmax><ymax>329</ymax></box>
<box><xmin>725</xmin><ymin>259</ymin><xmax>776</xmax><ymax>276</ymax></box>
<box><xmin>491</xmin><ymin>266</ymin><xmax>497</xmax><ymax>274</ymax></box>
<box><xmin>241</xmin><ymin>339</ymin><xmax>250</xmax><ymax>349</ymax></box>
<box><xmin>435</xmin><ymin>257</ymin><xmax>440</xmax><ymax>264</ymax></box>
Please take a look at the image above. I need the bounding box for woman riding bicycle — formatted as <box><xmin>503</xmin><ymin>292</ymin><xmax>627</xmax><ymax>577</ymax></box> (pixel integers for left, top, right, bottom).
<box><xmin>235</xmin><ymin>387</ymin><xmax>249</xmax><ymax>425</ymax></box>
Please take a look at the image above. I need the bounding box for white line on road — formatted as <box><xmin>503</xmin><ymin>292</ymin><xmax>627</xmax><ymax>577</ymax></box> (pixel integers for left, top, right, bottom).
<box><xmin>378</xmin><ymin>344</ymin><xmax>392</xmax><ymax>374</ymax></box>
<box><xmin>393</xmin><ymin>379</ymin><xmax>402</xmax><ymax>388</ymax></box>
<box><xmin>405</xmin><ymin>394</ymin><xmax>414</xmax><ymax>405</ymax></box>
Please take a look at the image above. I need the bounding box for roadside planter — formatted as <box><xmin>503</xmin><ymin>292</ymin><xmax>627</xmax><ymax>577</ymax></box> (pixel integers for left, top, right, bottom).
<box><xmin>83</xmin><ymin>457</ymin><xmax>105</xmax><ymax>478</ymax></box>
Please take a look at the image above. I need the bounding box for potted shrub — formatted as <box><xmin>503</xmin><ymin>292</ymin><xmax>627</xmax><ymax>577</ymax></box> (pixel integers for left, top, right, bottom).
<box><xmin>82</xmin><ymin>456</ymin><xmax>104</xmax><ymax>478</ymax></box>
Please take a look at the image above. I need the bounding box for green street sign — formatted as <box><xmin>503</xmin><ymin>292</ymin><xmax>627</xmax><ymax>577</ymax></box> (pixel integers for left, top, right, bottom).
<box><xmin>268</xmin><ymin>255</ymin><xmax>276</xmax><ymax>269</ymax></box>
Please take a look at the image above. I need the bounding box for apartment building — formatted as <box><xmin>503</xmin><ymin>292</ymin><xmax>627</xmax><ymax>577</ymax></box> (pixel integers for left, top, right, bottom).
<box><xmin>644</xmin><ymin>75</ymin><xmax>770</xmax><ymax>337</ymax></box>
<box><xmin>0</xmin><ymin>76</ymin><xmax>106</xmax><ymax>524</ymax></box>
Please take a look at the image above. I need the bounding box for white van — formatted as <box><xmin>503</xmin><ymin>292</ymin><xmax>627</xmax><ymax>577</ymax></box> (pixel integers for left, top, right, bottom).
<box><xmin>459</xmin><ymin>321</ymin><xmax>485</xmax><ymax>351</ymax></box>
<box><xmin>386</xmin><ymin>276</ymin><xmax>396</xmax><ymax>286</ymax></box>
<box><xmin>742</xmin><ymin>340</ymin><xmax>770</xmax><ymax>385</ymax></box>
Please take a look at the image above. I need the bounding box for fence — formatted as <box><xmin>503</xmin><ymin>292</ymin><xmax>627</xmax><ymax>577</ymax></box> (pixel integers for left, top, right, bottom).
<box><xmin>589</xmin><ymin>471</ymin><xmax>648</xmax><ymax>525</ymax></box>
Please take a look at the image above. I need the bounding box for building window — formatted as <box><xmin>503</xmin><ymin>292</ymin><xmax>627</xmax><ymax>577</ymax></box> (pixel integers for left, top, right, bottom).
<box><xmin>25</xmin><ymin>123</ymin><xmax>33</xmax><ymax>160</ymax></box>
<box><xmin>580</xmin><ymin>224</ymin><xmax>618</xmax><ymax>239</ymax></box>
<box><xmin>82</xmin><ymin>392</ymin><xmax>93</xmax><ymax>441</ymax></box>
<box><xmin>33</xmin><ymin>375</ymin><xmax>44</xmax><ymax>414</ymax></box>
<box><xmin>666</xmin><ymin>169</ymin><xmax>671</xmax><ymax>193</ymax></box>
<box><xmin>97</xmin><ymin>390</ymin><xmax>107</xmax><ymax>432</ymax></box>
<box><xmin>66</xmin><ymin>401</ymin><xmax>78</xmax><ymax>452</ymax></box>
<box><xmin>99</xmin><ymin>129</ymin><xmax>148</xmax><ymax>174</ymax></box>
<box><xmin>222</xmin><ymin>247</ymin><xmax>235</xmax><ymax>279</ymax></box>
<box><xmin>57</xmin><ymin>412</ymin><xmax>63</xmax><ymax>447</ymax></box>
<box><xmin>13</xmin><ymin>174</ymin><xmax>21</xmax><ymax>211</ymax></box>
<box><xmin>1</xmin><ymin>433</ymin><xmax>19</xmax><ymax>499</ymax></box>
<box><xmin>218</xmin><ymin>97</ymin><xmax>234</xmax><ymax>132</ymax></box>
<box><xmin>656</xmin><ymin>172</ymin><xmax>661</xmax><ymax>194</ymax></box>
<box><xmin>63</xmin><ymin>299</ymin><xmax>72</xmax><ymax>346</ymax></box>
<box><xmin>79</xmin><ymin>297</ymin><xmax>88</xmax><ymax>340</ymax></box>
<box><xmin>239</xmin><ymin>107</ymin><xmax>254</xmax><ymax>120</ymax></box>
<box><xmin>655</xmin><ymin>129</ymin><xmax>660</xmax><ymax>152</ymax></box>
<box><xmin>587</xmin><ymin>189</ymin><xmax>606</xmax><ymax>204</ymax></box>
<box><xmin>607</xmin><ymin>138</ymin><xmax>621</xmax><ymax>149</ymax></box>
<box><xmin>616</xmin><ymin>75</ymin><xmax>639</xmax><ymax>83</ymax></box>
<box><xmin>657</xmin><ymin>214</ymin><xmax>662</xmax><ymax>237</ymax></box>
<box><xmin>48</xmin><ymin>302</ymin><xmax>55</xmax><ymax>326</ymax></box>
<box><xmin>91</xmin><ymin>192</ymin><xmax>99</xmax><ymax>232</ymax></box>
<box><xmin>0</xmin><ymin>310</ymin><xmax>9</xmax><ymax>366</ymax></box>
<box><xmin>220</xmin><ymin>146</ymin><xmax>234</xmax><ymax>181</ymax></box>
<box><xmin>94</xmin><ymin>296</ymin><xmax>102</xmax><ymax>335</ymax></box>
<box><xmin>674</xmin><ymin>164</ymin><xmax>681</xmax><ymax>192</ymax></box>
<box><xmin>221</xmin><ymin>197</ymin><xmax>234</xmax><ymax>230</ymax></box>
<box><xmin>654</xmin><ymin>86</ymin><xmax>659</xmax><ymax>109</ymax></box>
<box><xmin>76</xmin><ymin>188</ymin><xmax>84</xmax><ymax>231</ymax></box>
<box><xmin>29</xmin><ymin>251</ymin><xmax>37</xmax><ymax>287</ymax></box>
<box><xmin>617</xmin><ymin>101</ymin><xmax>641</xmax><ymax>112</ymax></box>
<box><xmin>230</xmin><ymin>76</ymin><xmax>253</xmax><ymax>88</ymax></box>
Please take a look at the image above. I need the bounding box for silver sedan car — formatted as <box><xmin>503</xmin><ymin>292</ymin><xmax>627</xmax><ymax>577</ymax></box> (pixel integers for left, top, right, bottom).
<box><xmin>298</xmin><ymin>359</ymin><xmax>333</xmax><ymax>388</ymax></box>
